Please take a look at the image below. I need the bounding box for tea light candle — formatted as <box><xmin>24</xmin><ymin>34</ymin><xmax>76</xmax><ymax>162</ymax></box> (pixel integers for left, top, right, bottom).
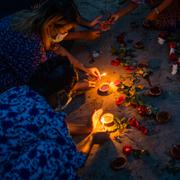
<box><xmin>98</xmin><ymin>83</ymin><xmax>110</xmax><ymax>93</ymax></box>
<box><xmin>100</xmin><ymin>113</ymin><xmax>114</xmax><ymax>127</ymax></box>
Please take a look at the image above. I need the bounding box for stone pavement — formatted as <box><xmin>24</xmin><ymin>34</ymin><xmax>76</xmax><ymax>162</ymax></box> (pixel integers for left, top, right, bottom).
<box><xmin>64</xmin><ymin>1</ymin><xmax>180</xmax><ymax>179</ymax></box>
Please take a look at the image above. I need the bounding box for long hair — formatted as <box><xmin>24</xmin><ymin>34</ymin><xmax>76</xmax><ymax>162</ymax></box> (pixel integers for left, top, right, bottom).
<box><xmin>11</xmin><ymin>0</ymin><xmax>78</xmax><ymax>35</ymax></box>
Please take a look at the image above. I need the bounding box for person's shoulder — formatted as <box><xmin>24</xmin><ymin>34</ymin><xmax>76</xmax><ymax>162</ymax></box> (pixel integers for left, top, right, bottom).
<box><xmin>0</xmin><ymin>15</ymin><xmax>12</xmax><ymax>28</ymax></box>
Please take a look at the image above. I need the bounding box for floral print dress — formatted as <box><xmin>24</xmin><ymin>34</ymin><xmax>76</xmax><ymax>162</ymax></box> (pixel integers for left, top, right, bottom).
<box><xmin>0</xmin><ymin>15</ymin><xmax>54</xmax><ymax>92</ymax></box>
<box><xmin>0</xmin><ymin>86</ymin><xmax>86</xmax><ymax>180</ymax></box>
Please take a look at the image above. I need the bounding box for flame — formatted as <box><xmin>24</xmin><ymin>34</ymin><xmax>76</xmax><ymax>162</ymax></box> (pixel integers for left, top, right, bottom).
<box><xmin>101</xmin><ymin>117</ymin><xmax>105</xmax><ymax>124</ymax></box>
<box><xmin>100</xmin><ymin>72</ymin><xmax>107</xmax><ymax>77</ymax></box>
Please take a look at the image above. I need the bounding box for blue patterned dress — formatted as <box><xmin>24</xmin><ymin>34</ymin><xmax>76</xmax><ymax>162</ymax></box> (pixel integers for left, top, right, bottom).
<box><xmin>0</xmin><ymin>86</ymin><xmax>86</xmax><ymax>179</ymax></box>
<box><xmin>0</xmin><ymin>15</ymin><xmax>54</xmax><ymax>92</ymax></box>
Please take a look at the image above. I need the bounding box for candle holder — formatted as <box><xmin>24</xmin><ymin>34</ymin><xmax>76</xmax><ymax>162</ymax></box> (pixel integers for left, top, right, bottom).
<box><xmin>98</xmin><ymin>83</ymin><xmax>111</xmax><ymax>96</ymax></box>
<box><xmin>100</xmin><ymin>113</ymin><xmax>115</xmax><ymax>127</ymax></box>
<box><xmin>156</xmin><ymin>111</ymin><xmax>171</xmax><ymax>124</ymax></box>
<box><xmin>148</xmin><ymin>86</ymin><xmax>162</xmax><ymax>96</ymax></box>
<box><xmin>110</xmin><ymin>157</ymin><xmax>127</xmax><ymax>170</ymax></box>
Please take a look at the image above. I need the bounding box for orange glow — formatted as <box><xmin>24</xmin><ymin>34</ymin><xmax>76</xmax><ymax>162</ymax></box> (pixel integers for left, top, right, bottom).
<box><xmin>100</xmin><ymin>72</ymin><xmax>107</xmax><ymax>77</ymax></box>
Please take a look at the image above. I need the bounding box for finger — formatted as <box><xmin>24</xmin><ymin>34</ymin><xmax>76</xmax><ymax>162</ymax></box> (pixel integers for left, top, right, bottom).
<box><xmin>89</xmin><ymin>82</ymin><xmax>96</xmax><ymax>86</ymax></box>
<box><xmin>94</xmin><ymin>69</ymin><xmax>101</xmax><ymax>78</ymax></box>
<box><xmin>95</xmin><ymin>16</ymin><xmax>103</xmax><ymax>21</ymax></box>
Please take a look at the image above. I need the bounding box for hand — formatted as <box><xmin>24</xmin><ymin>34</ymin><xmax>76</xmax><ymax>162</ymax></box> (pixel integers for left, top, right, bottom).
<box><xmin>108</xmin><ymin>13</ymin><xmax>120</xmax><ymax>24</ymax></box>
<box><xmin>85</xmin><ymin>67</ymin><xmax>101</xmax><ymax>79</ymax></box>
<box><xmin>73</xmin><ymin>80</ymin><xmax>96</xmax><ymax>91</ymax></box>
<box><xmin>146</xmin><ymin>10</ymin><xmax>158</xmax><ymax>21</ymax></box>
<box><xmin>91</xmin><ymin>109</ymin><xmax>103</xmax><ymax>131</ymax></box>
<box><xmin>89</xmin><ymin>16</ymin><xmax>103</xmax><ymax>27</ymax></box>
<box><xmin>83</xmin><ymin>30</ymin><xmax>102</xmax><ymax>40</ymax></box>
<box><xmin>92</xmin><ymin>132</ymin><xmax>110</xmax><ymax>145</ymax></box>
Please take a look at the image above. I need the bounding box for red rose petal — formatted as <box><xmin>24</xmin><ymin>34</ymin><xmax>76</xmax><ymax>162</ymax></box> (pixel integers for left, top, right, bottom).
<box><xmin>115</xmin><ymin>94</ymin><xmax>126</xmax><ymax>105</ymax></box>
<box><xmin>123</xmin><ymin>145</ymin><xmax>133</xmax><ymax>155</ymax></box>
<box><xmin>111</xmin><ymin>59</ymin><xmax>121</xmax><ymax>66</ymax></box>
<box><xmin>114</xmin><ymin>80</ymin><xmax>121</xmax><ymax>86</ymax></box>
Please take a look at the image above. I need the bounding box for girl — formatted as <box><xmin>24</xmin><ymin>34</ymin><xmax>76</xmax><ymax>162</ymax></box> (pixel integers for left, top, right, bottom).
<box><xmin>0</xmin><ymin>58</ymin><xmax>108</xmax><ymax>179</ymax></box>
<box><xmin>0</xmin><ymin>0</ymin><xmax>100</xmax><ymax>92</ymax></box>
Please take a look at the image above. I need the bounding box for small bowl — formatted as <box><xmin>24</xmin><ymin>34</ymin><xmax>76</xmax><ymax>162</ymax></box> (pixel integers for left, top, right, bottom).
<box><xmin>110</xmin><ymin>157</ymin><xmax>127</xmax><ymax>170</ymax></box>
<box><xmin>156</xmin><ymin>111</ymin><xmax>171</xmax><ymax>124</ymax></box>
<box><xmin>98</xmin><ymin>83</ymin><xmax>111</xmax><ymax>96</ymax></box>
<box><xmin>148</xmin><ymin>86</ymin><xmax>162</xmax><ymax>96</ymax></box>
<box><xmin>101</xmin><ymin>113</ymin><xmax>115</xmax><ymax>127</ymax></box>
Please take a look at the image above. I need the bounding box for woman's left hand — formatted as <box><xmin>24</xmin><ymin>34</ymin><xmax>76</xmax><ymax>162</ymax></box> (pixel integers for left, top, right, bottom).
<box><xmin>85</xmin><ymin>67</ymin><xmax>101</xmax><ymax>79</ymax></box>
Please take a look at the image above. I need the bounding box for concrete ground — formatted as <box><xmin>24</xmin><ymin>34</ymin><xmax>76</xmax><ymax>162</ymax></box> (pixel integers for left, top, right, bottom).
<box><xmin>64</xmin><ymin>1</ymin><xmax>180</xmax><ymax>179</ymax></box>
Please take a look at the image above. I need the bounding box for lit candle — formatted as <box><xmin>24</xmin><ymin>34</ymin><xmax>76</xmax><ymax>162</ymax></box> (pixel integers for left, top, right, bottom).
<box><xmin>100</xmin><ymin>72</ymin><xmax>107</xmax><ymax>77</ymax></box>
<box><xmin>98</xmin><ymin>82</ymin><xmax>110</xmax><ymax>93</ymax></box>
<box><xmin>100</xmin><ymin>113</ymin><xmax>114</xmax><ymax>127</ymax></box>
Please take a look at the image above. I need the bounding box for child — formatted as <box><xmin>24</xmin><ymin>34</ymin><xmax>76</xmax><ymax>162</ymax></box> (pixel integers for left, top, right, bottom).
<box><xmin>0</xmin><ymin>0</ymin><xmax>100</xmax><ymax>92</ymax></box>
<box><xmin>0</xmin><ymin>59</ymin><xmax>108</xmax><ymax>179</ymax></box>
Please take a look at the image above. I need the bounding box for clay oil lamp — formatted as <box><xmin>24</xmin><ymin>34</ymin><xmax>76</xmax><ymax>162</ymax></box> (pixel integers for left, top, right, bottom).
<box><xmin>110</xmin><ymin>157</ymin><xmax>127</xmax><ymax>170</ymax></box>
<box><xmin>156</xmin><ymin>111</ymin><xmax>171</xmax><ymax>124</ymax></box>
<box><xmin>148</xmin><ymin>86</ymin><xmax>162</xmax><ymax>96</ymax></box>
<box><xmin>100</xmin><ymin>113</ymin><xmax>115</xmax><ymax>127</ymax></box>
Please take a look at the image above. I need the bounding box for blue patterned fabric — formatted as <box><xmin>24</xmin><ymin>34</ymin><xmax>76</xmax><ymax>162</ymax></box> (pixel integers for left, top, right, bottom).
<box><xmin>0</xmin><ymin>86</ymin><xmax>86</xmax><ymax>179</ymax></box>
<box><xmin>0</xmin><ymin>15</ymin><xmax>55</xmax><ymax>91</ymax></box>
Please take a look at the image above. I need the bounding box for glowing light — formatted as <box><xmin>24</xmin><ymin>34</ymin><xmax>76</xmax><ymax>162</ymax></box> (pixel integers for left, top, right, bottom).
<box><xmin>100</xmin><ymin>72</ymin><xmax>107</xmax><ymax>77</ymax></box>
<box><xmin>100</xmin><ymin>113</ymin><xmax>114</xmax><ymax>127</ymax></box>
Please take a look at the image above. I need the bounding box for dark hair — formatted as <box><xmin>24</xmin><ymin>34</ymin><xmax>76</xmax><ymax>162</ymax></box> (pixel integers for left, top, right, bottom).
<box><xmin>12</xmin><ymin>0</ymin><xmax>78</xmax><ymax>34</ymax></box>
<box><xmin>29</xmin><ymin>56</ymin><xmax>78</xmax><ymax>97</ymax></box>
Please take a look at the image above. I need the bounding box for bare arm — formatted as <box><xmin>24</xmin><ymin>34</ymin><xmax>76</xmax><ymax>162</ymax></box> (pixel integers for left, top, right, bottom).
<box><xmin>53</xmin><ymin>45</ymin><xmax>101</xmax><ymax>78</ymax></box>
<box><xmin>53</xmin><ymin>45</ymin><xmax>87</xmax><ymax>72</ymax></box>
<box><xmin>64</xmin><ymin>30</ymin><xmax>101</xmax><ymax>41</ymax></box>
<box><xmin>109</xmin><ymin>2</ymin><xmax>138</xmax><ymax>23</ymax></box>
<box><xmin>155</xmin><ymin>0</ymin><xmax>174</xmax><ymax>13</ymax></box>
<box><xmin>146</xmin><ymin>0</ymin><xmax>174</xmax><ymax>21</ymax></box>
<box><xmin>116</xmin><ymin>2</ymin><xmax>138</xmax><ymax>18</ymax></box>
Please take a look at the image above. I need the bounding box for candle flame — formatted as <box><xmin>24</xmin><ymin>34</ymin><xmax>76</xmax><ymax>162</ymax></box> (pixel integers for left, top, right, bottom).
<box><xmin>100</xmin><ymin>73</ymin><xmax>107</xmax><ymax>77</ymax></box>
<box><xmin>101</xmin><ymin>117</ymin><xmax>105</xmax><ymax>124</ymax></box>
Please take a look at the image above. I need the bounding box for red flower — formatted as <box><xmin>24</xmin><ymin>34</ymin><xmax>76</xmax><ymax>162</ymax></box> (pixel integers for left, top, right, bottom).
<box><xmin>114</xmin><ymin>80</ymin><xmax>121</xmax><ymax>86</ymax></box>
<box><xmin>129</xmin><ymin>117</ymin><xmax>140</xmax><ymax>128</ymax></box>
<box><xmin>138</xmin><ymin>126</ymin><xmax>148</xmax><ymax>135</ymax></box>
<box><xmin>169</xmin><ymin>53</ymin><xmax>178</xmax><ymax>62</ymax></box>
<box><xmin>124</xmin><ymin>65</ymin><xmax>135</xmax><ymax>72</ymax></box>
<box><xmin>115</xmin><ymin>94</ymin><xmax>126</xmax><ymax>105</ymax></box>
<box><xmin>123</xmin><ymin>145</ymin><xmax>133</xmax><ymax>155</ymax></box>
<box><xmin>111</xmin><ymin>58</ymin><xmax>121</xmax><ymax>66</ymax></box>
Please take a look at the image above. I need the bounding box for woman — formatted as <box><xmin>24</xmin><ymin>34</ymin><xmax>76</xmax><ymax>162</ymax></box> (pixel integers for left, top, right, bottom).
<box><xmin>0</xmin><ymin>0</ymin><xmax>100</xmax><ymax>93</ymax></box>
<box><xmin>109</xmin><ymin>0</ymin><xmax>180</xmax><ymax>30</ymax></box>
<box><xmin>0</xmin><ymin>57</ymin><xmax>107</xmax><ymax>179</ymax></box>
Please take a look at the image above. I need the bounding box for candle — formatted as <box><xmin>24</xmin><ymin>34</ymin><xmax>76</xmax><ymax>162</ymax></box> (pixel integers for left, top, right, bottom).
<box><xmin>100</xmin><ymin>113</ymin><xmax>114</xmax><ymax>127</ymax></box>
<box><xmin>100</xmin><ymin>72</ymin><xmax>107</xmax><ymax>77</ymax></box>
<box><xmin>98</xmin><ymin>82</ymin><xmax>110</xmax><ymax>93</ymax></box>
